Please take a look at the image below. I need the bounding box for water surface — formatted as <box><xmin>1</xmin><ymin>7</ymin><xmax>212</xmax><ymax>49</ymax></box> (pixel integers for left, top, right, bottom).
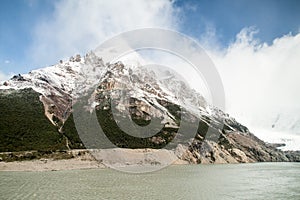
<box><xmin>0</xmin><ymin>163</ymin><xmax>299</xmax><ymax>199</ymax></box>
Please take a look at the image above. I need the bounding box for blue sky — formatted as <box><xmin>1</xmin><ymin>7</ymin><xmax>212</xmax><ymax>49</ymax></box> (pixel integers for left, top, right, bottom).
<box><xmin>176</xmin><ymin>0</ymin><xmax>300</xmax><ymax>45</ymax></box>
<box><xmin>0</xmin><ymin>0</ymin><xmax>299</xmax><ymax>75</ymax></box>
<box><xmin>0</xmin><ymin>0</ymin><xmax>54</xmax><ymax>74</ymax></box>
<box><xmin>1</xmin><ymin>0</ymin><xmax>300</xmax><ymax>148</ymax></box>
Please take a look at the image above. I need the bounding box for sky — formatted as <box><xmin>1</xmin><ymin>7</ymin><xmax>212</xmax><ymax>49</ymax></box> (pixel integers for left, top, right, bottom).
<box><xmin>0</xmin><ymin>0</ymin><xmax>300</xmax><ymax>149</ymax></box>
<box><xmin>1</xmin><ymin>0</ymin><xmax>299</xmax><ymax>75</ymax></box>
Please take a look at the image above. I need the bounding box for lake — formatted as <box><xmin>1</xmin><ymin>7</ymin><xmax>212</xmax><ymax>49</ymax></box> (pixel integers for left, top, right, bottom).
<box><xmin>0</xmin><ymin>163</ymin><xmax>299</xmax><ymax>199</ymax></box>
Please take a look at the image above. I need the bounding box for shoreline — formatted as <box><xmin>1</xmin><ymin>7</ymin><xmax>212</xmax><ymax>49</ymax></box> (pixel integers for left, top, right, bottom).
<box><xmin>0</xmin><ymin>150</ymin><xmax>105</xmax><ymax>172</ymax></box>
<box><xmin>1</xmin><ymin>147</ymin><xmax>299</xmax><ymax>172</ymax></box>
<box><xmin>0</xmin><ymin>157</ymin><xmax>105</xmax><ymax>172</ymax></box>
<box><xmin>1</xmin><ymin>157</ymin><xmax>299</xmax><ymax>172</ymax></box>
<box><xmin>0</xmin><ymin>148</ymin><xmax>188</xmax><ymax>172</ymax></box>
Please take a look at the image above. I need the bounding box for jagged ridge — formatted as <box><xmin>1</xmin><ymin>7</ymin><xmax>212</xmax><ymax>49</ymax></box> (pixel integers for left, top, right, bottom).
<box><xmin>0</xmin><ymin>52</ymin><xmax>299</xmax><ymax>163</ymax></box>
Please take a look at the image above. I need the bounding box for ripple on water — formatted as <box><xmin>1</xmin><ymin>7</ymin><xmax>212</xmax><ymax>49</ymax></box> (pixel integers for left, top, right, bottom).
<box><xmin>0</xmin><ymin>163</ymin><xmax>299</xmax><ymax>200</ymax></box>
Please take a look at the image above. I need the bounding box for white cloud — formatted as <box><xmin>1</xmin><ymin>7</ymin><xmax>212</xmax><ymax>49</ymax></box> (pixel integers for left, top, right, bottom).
<box><xmin>4</xmin><ymin>60</ymin><xmax>10</xmax><ymax>64</ymax></box>
<box><xmin>25</xmin><ymin>0</ymin><xmax>38</xmax><ymax>7</ymax></box>
<box><xmin>29</xmin><ymin>0</ymin><xmax>179</xmax><ymax>67</ymax></box>
<box><xmin>28</xmin><ymin>1</ymin><xmax>300</xmax><ymax>149</ymax></box>
<box><xmin>207</xmin><ymin>28</ymin><xmax>300</xmax><ymax>149</ymax></box>
<box><xmin>0</xmin><ymin>71</ymin><xmax>10</xmax><ymax>82</ymax></box>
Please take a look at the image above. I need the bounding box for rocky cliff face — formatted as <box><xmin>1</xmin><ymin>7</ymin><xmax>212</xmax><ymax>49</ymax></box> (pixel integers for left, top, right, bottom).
<box><xmin>0</xmin><ymin>52</ymin><xmax>299</xmax><ymax>163</ymax></box>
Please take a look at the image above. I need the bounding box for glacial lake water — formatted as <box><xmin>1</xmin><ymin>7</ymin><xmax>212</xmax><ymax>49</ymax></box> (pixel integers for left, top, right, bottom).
<box><xmin>0</xmin><ymin>163</ymin><xmax>299</xmax><ymax>200</ymax></box>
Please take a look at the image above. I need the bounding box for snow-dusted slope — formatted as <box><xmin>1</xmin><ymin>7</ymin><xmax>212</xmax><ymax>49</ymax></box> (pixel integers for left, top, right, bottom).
<box><xmin>0</xmin><ymin>52</ymin><xmax>105</xmax><ymax>97</ymax></box>
<box><xmin>93</xmin><ymin>60</ymin><xmax>249</xmax><ymax>136</ymax></box>
<box><xmin>0</xmin><ymin>51</ymin><xmax>247</xmax><ymax>135</ymax></box>
<box><xmin>0</xmin><ymin>52</ymin><xmax>106</xmax><ymax>125</ymax></box>
<box><xmin>1</xmin><ymin>51</ymin><xmax>300</xmax><ymax>163</ymax></box>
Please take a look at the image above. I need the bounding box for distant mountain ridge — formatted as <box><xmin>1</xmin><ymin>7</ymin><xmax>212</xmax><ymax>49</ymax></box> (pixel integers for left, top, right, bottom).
<box><xmin>0</xmin><ymin>52</ymin><xmax>299</xmax><ymax>163</ymax></box>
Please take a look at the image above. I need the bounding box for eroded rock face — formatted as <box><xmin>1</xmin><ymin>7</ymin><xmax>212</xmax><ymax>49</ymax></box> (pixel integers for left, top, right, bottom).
<box><xmin>90</xmin><ymin>61</ymin><xmax>298</xmax><ymax>163</ymax></box>
<box><xmin>176</xmin><ymin>131</ymin><xmax>295</xmax><ymax>164</ymax></box>
<box><xmin>285</xmin><ymin>151</ymin><xmax>300</xmax><ymax>162</ymax></box>
<box><xmin>0</xmin><ymin>52</ymin><xmax>106</xmax><ymax>131</ymax></box>
<box><xmin>0</xmin><ymin>52</ymin><xmax>299</xmax><ymax>163</ymax></box>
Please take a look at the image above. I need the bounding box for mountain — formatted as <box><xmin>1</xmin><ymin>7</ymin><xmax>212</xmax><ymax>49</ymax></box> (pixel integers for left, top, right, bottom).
<box><xmin>0</xmin><ymin>52</ymin><xmax>299</xmax><ymax>163</ymax></box>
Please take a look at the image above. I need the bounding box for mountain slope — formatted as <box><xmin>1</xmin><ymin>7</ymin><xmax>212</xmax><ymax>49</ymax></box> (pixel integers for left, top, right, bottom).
<box><xmin>0</xmin><ymin>88</ymin><xmax>66</xmax><ymax>151</ymax></box>
<box><xmin>0</xmin><ymin>52</ymin><xmax>299</xmax><ymax>163</ymax></box>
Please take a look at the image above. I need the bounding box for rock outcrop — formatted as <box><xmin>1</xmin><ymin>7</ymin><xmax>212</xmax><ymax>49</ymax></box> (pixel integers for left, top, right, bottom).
<box><xmin>0</xmin><ymin>51</ymin><xmax>299</xmax><ymax>164</ymax></box>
